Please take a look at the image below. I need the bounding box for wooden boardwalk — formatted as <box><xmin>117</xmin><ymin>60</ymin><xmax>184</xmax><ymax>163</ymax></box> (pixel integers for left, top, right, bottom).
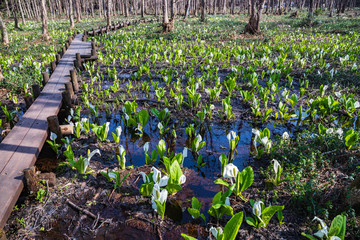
<box><xmin>0</xmin><ymin>34</ymin><xmax>91</xmax><ymax>228</ymax></box>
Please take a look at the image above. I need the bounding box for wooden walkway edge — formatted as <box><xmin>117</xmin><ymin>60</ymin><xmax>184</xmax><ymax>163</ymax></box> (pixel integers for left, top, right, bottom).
<box><xmin>0</xmin><ymin>34</ymin><xmax>91</xmax><ymax>229</ymax></box>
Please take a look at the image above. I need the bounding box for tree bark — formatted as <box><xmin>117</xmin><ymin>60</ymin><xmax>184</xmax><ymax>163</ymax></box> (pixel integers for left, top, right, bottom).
<box><xmin>75</xmin><ymin>0</ymin><xmax>81</xmax><ymax>22</ymax></box>
<box><xmin>201</xmin><ymin>0</ymin><xmax>206</xmax><ymax>21</ymax></box>
<box><xmin>162</xmin><ymin>0</ymin><xmax>173</xmax><ymax>32</ymax></box>
<box><xmin>124</xmin><ymin>0</ymin><xmax>129</xmax><ymax>17</ymax></box>
<box><xmin>69</xmin><ymin>0</ymin><xmax>75</xmax><ymax>28</ymax></box>
<box><xmin>17</xmin><ymin>0</ymin><xmax>26</xmax><ymax>25</ymax></box>
<box><xmin>41</xmin><ymin>0</ymin><xmax>50</xmax><ymax>40</ymax></box>
<box><xmin>5</xmin><ymin>0</ymin><xmax>11</xmax><ymax>17</ymax></box>
<box><xmin>184</xmin><ymin>0</ymin><xmax>191</xmax><ymax>19</ymax></box>
<box><xmin>309</xmin><ymin>0</ymin><xmax>314</xmax><ymax>14</ymax></box>
<box><xmin>107</xmin><ymin>0</ymin><xmax>112</xmax><ymax>25</ymax></box>
<box><xmin>340</xmin><ymin>0</ymin><xmax>348</xmax><ymax>13</ymax></box>
<box><xmin>245</xmin><ymin>0</ymin><xmax>266</xmax><ymax>34</ymax></box>
<box><xmin>12</xmin><ymin>3</ymin><xmax>20</xmax><ymax>29</ymax></box>
<box><xmin>0</xmin><ymin>14</ymin><xmax>9</xmax><ymax>45</ymax></box>
<box><xmin>141</xmin><ymin>0</ymin><xmax>145</xmax><ymax>18</ymax></box>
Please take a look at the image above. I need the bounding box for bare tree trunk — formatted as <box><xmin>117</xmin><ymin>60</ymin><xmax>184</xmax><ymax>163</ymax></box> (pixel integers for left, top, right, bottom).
<box><xmin>231</xmin><ymin>0</ymin><xmax>235</xmax><ymax>14</ymax></box>
<box><xmin>141</xmin><ymin>0</ymin><xmax>145</xmax><ymax>18</ymax></box>
<box><xmin>0</xmin><ymin>14</ymin><xmax>9</xmax><ymax>45</ymax></box>
<box><xmin>223</xmin><ymin>0</ymin><xmax>226</xmax><ymax>13</ymax></box>
<box><xmin>163</xmin><ymin>0</ymin><xmax>174</xmax><ymax>32</ymax></box>
<box><xmin>201</xmin><ymin>0</ymin><xmax>206</xmax><ymax>20</ymax></box>
<box><xmin>278</xmin><ymin>0</ymin><xmax>284</xmax><ymax>14</ymax></box>
<box><xmin>5</xmin><ymin>0</ymin><xmax>11</xmax><ymax>17</ymax></box>
<box><xmin>41</xmin><ymin>0</ymin><xmax>49</xmax><ymax>40</ymax></box>
<box><xmin>185</xmin><ymin>0</ymin><xmax>191</xmax><ymax>19</ymax></box>
<box><xmin>340</xmin><ymin>0</ymin><xmax>348</xmax><ymax>13</ymax></box>
<box><xmin>124</xmin><ymin>0</ymin><xmax>129</xmax><ymax>17</ymax></box>
<box><xmin>75</xmin><ymin>0</ymin><xmax>81</xmax><ymax>22</ymax></box>
<box><xmin>309</xmin><ymin>0</ymin><xmax>314</xmax><ymax>14</ymax></box>
<box><xmin>171</xmin><ymin>0</ymin><xmax>176</xmax><ymax>19</ymax></box>
<box><xmin>248</xmin><ymin>0</ymin><xmax>252</xmax><ymax>15</ymax></box>
<box><xmin>107</xmin><ymin>0</ymin><xmax>112</xmax><ymax>25</ymax></box>
<box><xmin>17</xmin><ymin>0</ymin><xmax>26</xmax><ymax>25</ymax></box>
<box><xmin>245</xmin><ymin>0</ymin><xmax>266</xmax><ymax>34</ymax></box>
<box><xmin>12</xmin><ymin>3</ymin><xmax>20</xmax><ymax>29</ymax></box>
<box><xmin>69</xmin><ymin>0</ymin><xmax>75</xmax><ymax>28</ymax></box>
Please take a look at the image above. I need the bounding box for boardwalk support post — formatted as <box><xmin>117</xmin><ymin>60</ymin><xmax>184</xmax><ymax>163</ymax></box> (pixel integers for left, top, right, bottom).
<box><xmin>70</xmin><ymin>69</ymin><xmax>79</xmax><ymax>92</ymax></box>
<box><xmin>24</xmin><ymin>95</ymin><xmax>33</xmax><ymax>109</ymax></box>
<box><xmin>65</xmin><ymin>82</ymin><xmax>74</xmax><ymax>99</ymax></box>
<box><xmin>62</xmin><ymin>90</ymin><xmax>72</xmax><ymax>109</ymax></box>
<box><xmin>32</xmin><ymin>84</ymin><xmax>41</xmax><ymax>99</ymax></box>
<box><xmin>47</xmin><ymin>115</ymin><xmax>62</xmax><ymax>139</ymax></box>
<box><xmin>55</xmin><ymin>54</ymin><xmax>61</xmax><ymax>64</ymax></box>
<box><xmin>42</xmin><ymin>72</ymin><xmax>49</xmax><ymax>86</ymax></box>
<box><xmin>51</xmin><ymin>61</ymin><xmax>56</xmax><ymax>73</ymax></box>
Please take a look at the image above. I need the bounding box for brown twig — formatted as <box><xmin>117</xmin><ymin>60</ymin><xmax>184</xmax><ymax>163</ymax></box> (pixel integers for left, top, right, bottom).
<box><xmin>66</xmin><ymin>199</ymin><xmax>97</xmax><ymax>219</ymax></box>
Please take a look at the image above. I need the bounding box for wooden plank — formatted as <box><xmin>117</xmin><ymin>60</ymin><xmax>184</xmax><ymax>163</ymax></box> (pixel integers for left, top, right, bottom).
<box><xmin>0</xmin><ymin>34</ymin><xmax>92</xmax><ymax>229</ymax></box>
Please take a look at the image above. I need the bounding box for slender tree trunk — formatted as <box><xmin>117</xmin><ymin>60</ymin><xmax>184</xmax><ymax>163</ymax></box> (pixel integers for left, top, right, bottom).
<box><xmin>309</xmin><ymin>0</ymin><xmax>314</xmax><ymax>14</ymax></box>
<box><xmin>5</xmin><ymin>0</ymin><xmax>11</xmax><ymax>17</ymax></box>
<box><xmin>69</xmin><ymin>0</ymin><xmax>75</xmax><ymax>28</ymax></box>
<box><xmin>107</xmin><ymin>0</ymin><xmax>112</xmax><ymax>25</ymax></box>
<box><xmin>41</xmin><ymin>0</ymin><xmax>49</xmax><ymax>40</ymax></box>
<box><xmin>141</xmin><ymin>0</ymin><xmax>145</xmax><ymax>18</ymax></box>
<box><xmin>231</xmin><ymin>0</ymin><xmax>235</xmax><ymax>14</ymax></box>
<box><xmin>124</xmin><ymin>0</ymin><xmax>129</xmax><ymax>17</ymax></box>
<box><xmin>213</xmin><ymin>0</ymin><xmax>216</xmax><ymax>14</ymax></box>
<box><xmin>75</xmin><ymin>0</ymin><xmax>81</xmax><ymax>22</ymax></box>
<box><xmin>163</xmin><ymin>0</ymin><xmax>174</xmax><ymax>32</ymax></box>
<box><xmin>171</xmin><ymin>0</ymin><xmax>176</xmax><ymax>19</ymax></box>
<box><xmin>245</xmin><ymin>0</ymin><xmax>266</xmax><ymax>34</ymax></box>
<box><xmin>0</xmin><ymin>14</ymin><xmax>9</xmax><ymax>45</ymax></box>
<box><xmin>184</xmin><ymin>0</ymin><xmax>191</xmax><ymax>19</ymax></box>
<box><xmin>201</xmin><ymin>0</ymin><xmax>206</xmax><ymax>20</ymax></box>
<box><xmin>340</xmin><ymin>0</ymin><xmax>348</xmax><ymax>13</ymax></box>
<box><xmin>12</xmin><ymin>5</ymin><xmax>20</xmax><ymax>29</ymax></box>
<box><xmin>17</xmin><ymin>0</ymin><xmax>26</xmax><ymax>25</ymax></box>
<box><xmin>223</xmin><ymin>0</ymin><xmax>227</xmax><ymax>13</ymax></box>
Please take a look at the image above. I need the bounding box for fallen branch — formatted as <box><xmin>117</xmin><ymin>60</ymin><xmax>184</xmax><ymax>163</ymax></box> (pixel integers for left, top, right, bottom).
<box><xmin>66</xmin><ymin>199</ymin><xmax>97</xmax><ymax>219</ymax></box>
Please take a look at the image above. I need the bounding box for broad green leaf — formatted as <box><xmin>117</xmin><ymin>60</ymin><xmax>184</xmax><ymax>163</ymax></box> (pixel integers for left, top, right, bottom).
<box><xmin>245</xmin><ymin>217</ymin><xmax>257</xmax><ymax>227</ymax></box>
<box><xmin>214</xmin><ymin>178</ymin><xmax>230</xmax><ymax>188</ymax></box>
<box><xmin>223</xmin><ymin>212</ymin><xmax>244</xmax><ymax>240</ymax></box>
<box><xmin>154</xmin><ymin>200</ymin><xmax>166</xmax><ymax>219</ymax></box>
<box><xmin>181</xmin><ymin>233</ymin><xmax>198</xmax><ymax>240</ymax></box>
<box><xmin>329</xmin><ymin>215</ymin><xmax>346</xmax><ymax>240</ymax></box>
<box><xmin>139</xmin><ymin>182</ymin><xmax>154</xmax><ymax>196</ymax></box>
<box><xmin>238</xmin><ymin>166</ymin><xmax>254</xmax><ymax>192</ymax></box>
<box><xmin>261</xmin><ymin>205</ymin><xmax>284</xmax><ymax>227</ymax></box>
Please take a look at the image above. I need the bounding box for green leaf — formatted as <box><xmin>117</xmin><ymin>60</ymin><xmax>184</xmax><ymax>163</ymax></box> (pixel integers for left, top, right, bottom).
<box><xmin>212</xmin><ymin>192</ymin><xmax>222</xmax><ymax>205</ymax></box>
<box><xmin>138</xmin><ymin>109</ymin><xmax>149</xmax><ymax>127</ymax></box>
<box><xmin>214</xmin><ymin>178</ymin><xmax>230</xmax><ymax>188</ymax></box>
<box><xmin>181</xmin><ymin>233</ymin><xmax>198</xmax><ymax>240</ymax></box>
<box><xmin>139</xmin><ymin>182</ymin><xmax>154</xmax><ymax>196</ymax></box>
<box><xmin>191</xmin><ymin>197</ymin><xmax>201</xmax><ymax>209</ymax></box>
<box><xmin>154</xmin><ymin>200</ymin><xmax>166</xmax><ymax>219</ymax></box>
<box><xmin>222</xmin><ymin>212</ymin><xmax>244</xmax><ymax>240</ymax></box>
<box><xmin>166</xmin><ymin>183</ymin><xmax>182</xmax><ymax>195</ymax></box>
<box><xmin>246</xmin><ymin>217</ymin><xmax>257</xmax><ymax>227</ymax></box>
<box><xmin>238</xmin><ymin>166</ymin><xmax>254</xmax><ymax>192</ymax></box>
<box><xmin>301</xmin><ymin>233</ymin><xmax>318</xmax><ymax>240</ymax></box>
<box><xmin>188</xmin><ymin>208</ymin><xmax>200</xmax><ymax>219</ymax></box>
<box><xmin>329</xmin><ymin>215</ymin><xmax>346</xmax><ymax>240</ymax></box>
<box><xmin>170</xmin><ymin>160</ymin><xmax>183</xmax><ymax>184</ymax></box>
<box><xmin>260</xmin><ymin>205</ymin><xmax>284</xmax><ymax>227</ymax></box>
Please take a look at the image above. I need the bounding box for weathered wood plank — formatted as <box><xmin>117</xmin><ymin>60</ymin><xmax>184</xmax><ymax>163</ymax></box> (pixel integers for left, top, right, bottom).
<box><xmin>0</xmin><ymin>34</ymin><xmax>91</xmax><ymax>229</ymax></box>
